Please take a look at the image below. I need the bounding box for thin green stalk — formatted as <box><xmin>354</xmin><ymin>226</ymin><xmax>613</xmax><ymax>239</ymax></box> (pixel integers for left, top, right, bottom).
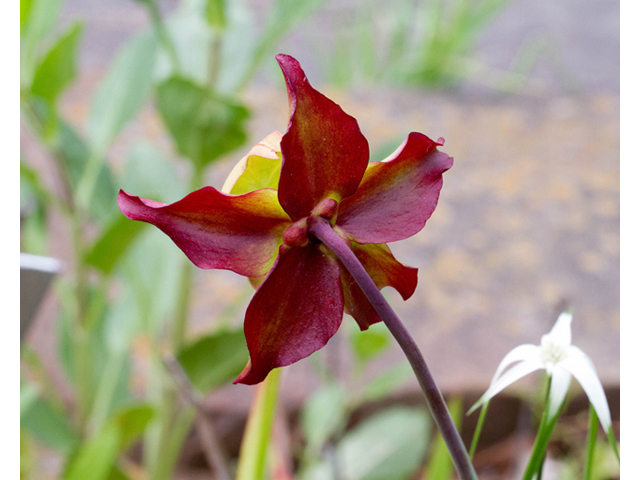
<box><xmin>423</xmin><ymin>396</ymin><xmax>464</xmax><ymax>480</ymax></box>
<box><xmin>583</xmin><ymin>404</ymin><xmax>598</xmax><ymax>480</ymax></box>
<box><xmin>147</xmin><ymin>163</ymin><xmax>204</xmax><ymax>480</ymax></box>
<box><xmin>172</xmin><ymin>164</ymin><xmax>204</xmax><ymax>351</ymax></box>
<box><xmin>145</xmin><ymin>0</ymin><xmax>181</xmax><ymax>74</ymax></box>
<box><xmin>69</xmin><ymin>202</ymin><xmax>95</xmax><ymax>431</ymax></box>
<box><xmin>469</xmin><ymin>400</ymin><xmax>489</xmax><ymax>459</ymax></box>
<box><xmin>606</xmin><ymin>427</ymin><xmax>620</xmax><ymax>463</ymax></box>
<box><xmin>74</xmin><ymin>150</ymin><xmax>103</xmax><ymax>213</ymax></box>
<box><xmin>86</xmin><ymin>351</ymin><xmax>126</xmax><ymax>436</ymax></box>
<box><xmin>172</xmin><ymin>258</ymin><xmax>193</xmax><ymax>352</ymax></box>
<box><xmin>145</xmin><ymin>345</ymin><xmax>190</xmax><ymax>480</ymax></box>
<box><xmin>154</xmin><ymin>406</ymin><xmax>197</xmax><ymax>480</ymax></box>
<box><xmin>236</xmin><ymin>369</ymin><xmax>282</xmax><ymax>480</ymax></box>
<box><xmin>76</xmin><ymin>0</ymin><xmax>180</xmax><ymax>211</ymax></box>
<box><xmin>21</xmin><ymin>97</ymin><xmax>94</xmax><ymax>431</ymax></box>
<box><xmin>207</xmin><ymin>32</ymin><xmax>222</xmax><ymax>90</ymax></box>
<box><xmin>309</xmin><ymin>218</ymin><xmax>478</xmax><ymax>480</ymax></box>
<box><xmin>522</xmin><ymin>377</ymin><xmax>561</xmax><ymax>480</ymax></box>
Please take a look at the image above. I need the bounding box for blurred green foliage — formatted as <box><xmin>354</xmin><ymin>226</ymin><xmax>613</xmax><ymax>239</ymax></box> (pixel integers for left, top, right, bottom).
<box><xmin>20</xmin><ymin>0</ymin><xmax>327</xmax><ymax>478</ymax></box>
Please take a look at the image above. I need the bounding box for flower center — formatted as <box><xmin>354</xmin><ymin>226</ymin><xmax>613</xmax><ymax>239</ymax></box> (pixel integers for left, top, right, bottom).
<box><xmin>539</xmin><ymin>333</ymin><xmax>568</xmax><ymax>367</ymax></box>
<box><xmin>284</xmin><ymin>199</ymin><xmax>342</xmax><ymax>248</ymax></box>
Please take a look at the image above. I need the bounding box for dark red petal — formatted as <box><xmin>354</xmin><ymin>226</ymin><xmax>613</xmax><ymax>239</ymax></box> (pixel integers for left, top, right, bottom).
<box><xmin>118</xmin><ymin>188</ymin><xmax>290</xmax><ymax>277</ymax></box>
<box><xmin>341</xmin><ymin>243</ymin><xmax>418</xmax><ymax>330</ymax></box>
<box><xmin>234</xmin><ymin>244</ymin><xmax>344</xmax><ymax>385</ymax></box>
<box><xmin>275</xmin><ymin>54</ymin><xmax>370</xmax><ymax>220</ymax></box>
<box><xmin>337</xmin><ymin>132</ymin><xmax>453</xmax><ymax>244</ymax></box>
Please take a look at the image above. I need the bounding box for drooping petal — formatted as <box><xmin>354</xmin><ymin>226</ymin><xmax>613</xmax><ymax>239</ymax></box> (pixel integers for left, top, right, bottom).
<box><xmin>235</xmin><ymin>244</ymin><xmax>344</xmax><ymax>385</ymax></box>
<box><xmin>275</xmin><ymin>54</ymin><xmax>370</xmax><ymax>221</ymax></box>
<box><xmin>222</xmin><ymin>131</ymin><xmax>283</xmax><ymax>195</ymax></box>
<box><xmin>118</xmin><ymin>188</ymin><xmax>290</xmax><ymax>277</ymax></box>
<box><xmin>469</xmin><ymin>358</ymin><xmax>543</xmax><ymax>413</ymax></box>
<box><xmin>337</xmin><ymin>132</ymin><xmax>453</xmax><ymax>244</ymax></box>
<box><xmin>548</xmin><ymin>366</ymin><xmax>572</xmax><ymax>419</ymax></box>
<box><xmin>490</xmin><ymin>344</ymin><xmax>540</xmax><ymax>383</ymax></box>
<box><xmin>341</xmin><ymin>242</ymin><xmax>418</xmax><ymax>330</ymax></box>
<box><xmin>559</xmin><ymin>346</ymin><xmax>612</xmax><ymax>431</ymax></box>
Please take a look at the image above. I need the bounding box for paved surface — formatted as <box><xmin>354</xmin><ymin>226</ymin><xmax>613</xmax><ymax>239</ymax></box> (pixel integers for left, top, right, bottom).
<box><xmin>25</xmin><ymin>0</ymin><xmax>619</xmax><ymax>414</ymax></box>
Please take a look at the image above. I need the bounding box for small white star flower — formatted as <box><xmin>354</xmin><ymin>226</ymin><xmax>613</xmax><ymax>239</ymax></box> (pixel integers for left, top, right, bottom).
<box><xmin>470</xmin><ymin>312</ymin><xmax>612</xmax><ymax>432</ymax></box>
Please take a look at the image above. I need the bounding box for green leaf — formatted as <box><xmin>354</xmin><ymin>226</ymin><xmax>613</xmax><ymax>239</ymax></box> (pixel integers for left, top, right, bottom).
<box><xmin>20</xmin><ymin>162</ymin><xmax>50</xmax><ymax>254</ymax></box>
<box><xmin>21</xmin><ymin>0</ymin><xmax>63</xmax><ymax>84</ymax></box>
<box><xmin>350</xmin><ymin>324</ymin><xmax>391</xmax><ymax>365</ymax></box>
<box><xmin>156</xmin><ymin>75</ymin><xmax>249</xmax><ymax>167</ymax></box>
<box><xmin>20</xmin><ymin>0</ymin><xmax>34</xmax><ymax>35</ymax></box>
<box><xmin>31</xmin><ymin>22</ymin><xmax>83</xmax><ymax>104</ymax></box>
<box><xmin>87</xmin><ymin>32</ymin><xmax>156</xmax><ymax>156</ymax></box>
<box><xmin>121</xmin><ymin>141</ymin><xmax>186</xmax><ymax>201</ymax></box>
<box><xmin>177</xmin><ymin>328</ymin><xmax>249</xmax><ymax>392</ymax></box>
<box><xmin>20</xmin><ymin>382</ymin><xmax>39</xmax><ymax>416</ymax></box>
<box><xmin>360</xmin><ymin>363</ymin><xmax>413</xmax><ymax>403</ymax></box>
<box><xmin>112</xmin><ymin>404</ymin><xmax>155</xmax><ymax>451</ymax></box>
<box><xmin>21</xmin><ymin>396</ymin><xmax>79</xmax><ymax>453</ymax></box>
<box><xmin>337</xmin><ymin>407</ymin><xmax>430</xmax><ymax>480</ymax></box>
<box><xmin>21</xmin><ymin>162</ymin><xmax>54</xmax><ymax>206</ymax></box>
<box><xmin>84</xmin><ymin>215</ymin><xmax>146</xmax><ymax>275</ymax></box>
<box><xmin>56</xmin><ymin>120</ymin><xmax>119</xmax><ymax>223</ymax></box>
<box><xmin>206</xmin><ymin>0</ymin><xmax>226</xmax><ymax>31</ymax></box>
<box><xmin>106</xmin><ymin>466</ymin><xmax>133</xmax><ymax>480</ymax></box>
<box><xmin>64</xmin><ymin>424</ymin><xmax>121</xmax><ymax>480</ymax></box>
<box><xmin>119</xmin><ymin>228</ymin><xmax>184</xmax><ymax>336</ymax></box>
<box><xmin>301</xmin><ymin>383</ymin><xmax>348</xmax><ymax>453</ymax></box>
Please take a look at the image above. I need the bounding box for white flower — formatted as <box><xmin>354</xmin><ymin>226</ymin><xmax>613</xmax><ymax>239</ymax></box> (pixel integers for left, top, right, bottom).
<box><xmin>470</xmin><ymin>312</ymin><xmax>612</xmax><ymax>432</ymax></box>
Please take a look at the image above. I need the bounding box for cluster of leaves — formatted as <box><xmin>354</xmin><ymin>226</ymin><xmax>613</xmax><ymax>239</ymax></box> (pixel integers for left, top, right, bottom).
<box><xmin>20</xmin><ymin>0</ymin><xmax>327</xmax><ymax>479</ymax></box>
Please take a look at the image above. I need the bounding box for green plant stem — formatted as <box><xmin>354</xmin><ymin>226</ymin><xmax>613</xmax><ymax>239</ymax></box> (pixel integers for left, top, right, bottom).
<box><xmin>86</xmin><ymin>351</ymin><xmax>126</xmax><ymax>436</ymax></box>
<box><xmin>308</xmin><ymin>218</ymin><xmax>478</xmax><ymax>480</ymax></box>
<box><xmin>172</xmin><ymin>164</ymin><xmax>204</xmax><ymax>350</ymax></box>
<box><xmin>584</xmin><ymin>404</ymin><xmax>598</xmax><ymax>480</ymax></box>
<box><xmin>21</xmin><ymin>97</ymin><xmax>95</xmax><ymax>431</ymax></box>
<box><xmin>148</xmin><ymin>163</ymin><xmax>205</xmax><ymax>480</ymax></box>
<box><xmin>207</xmin><ymin>32</ymin><xmax>222</xmax><ymax>90</ymax></box>
<box><xmin>172</xmin><ymin>259</ymin><xmax>193</xmax><ymax>352</ymax></box>
<box><xmin>522</xmin><ymin>376</ymin><xmax>561</xmax><ymax>480</ymax></box>
<box><xmin>423</xmin><ymin>396</ymin><xmax>464</xmax><ymax>480</ymax></box>
<box><xmin>236</xmin><ymin>369</ymin><xmax>282</xmax><ymax>480</ymax></box>
<box><xmin>607</xmin><ymin>427</ymin><xmax>620</xmax><ymax>463</ymax></box>
<box><xmin>145</xmin><ymin>0</ymin><xmax>181</xmax><ymax>74</ymax></box>
<box><xmin>469</xmin><ymin>400</ymin><xmax>489</xmax><ymax>459</ymax></box>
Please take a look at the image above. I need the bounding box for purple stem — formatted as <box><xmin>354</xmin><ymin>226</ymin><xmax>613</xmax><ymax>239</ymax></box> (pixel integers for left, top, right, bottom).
<box><xmin>308</xmin><ymin>218</ymin><xmax>478</xmax><ymax>480</ymax></box>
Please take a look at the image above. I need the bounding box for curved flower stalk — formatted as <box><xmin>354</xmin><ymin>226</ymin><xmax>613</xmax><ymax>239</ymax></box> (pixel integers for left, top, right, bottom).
<box><xmin>469</xmin><ymin>312</ymin><xmax>613</xmax><ymax>433</ymax></box>
<box><xmin>118</xmin><ymin>54</ymin><xmax>452</xmax><ymax>385</ymax></box>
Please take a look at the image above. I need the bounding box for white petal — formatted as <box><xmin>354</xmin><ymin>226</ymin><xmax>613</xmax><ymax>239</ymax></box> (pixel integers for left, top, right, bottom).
<box><xmin>491</xmin><ymin>344</ymin><xmax>540</xmax><ymax>383</ymax></box>
<box><xmin>559</xmin><ymin>346</ymin><xmax>612</xmax><ymax>431</ymax></box>
<box><xmin>548</xmin><ymin>367</ymin><xmax>571</xmax><ymax>419</ymax></box>
<box><xmin>469</xmin><ymin>359</ymin><xmax>543</xmax><ymax>413</ymax></box>
<box><xmin>545</xmin><ymin>311</ymin><xmax>572</xmax><ymax>348</ymax></box>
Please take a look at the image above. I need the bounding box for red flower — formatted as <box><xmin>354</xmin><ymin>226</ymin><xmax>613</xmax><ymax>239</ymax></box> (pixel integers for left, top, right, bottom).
<box><xmin>118</xmin><ymin>54</ymin><xmax>453</xmax><ymax>385</ymax></box>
